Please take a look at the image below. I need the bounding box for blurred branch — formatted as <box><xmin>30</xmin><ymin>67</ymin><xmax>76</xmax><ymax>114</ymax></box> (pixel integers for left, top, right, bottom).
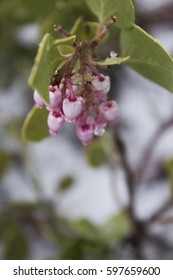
<box><xmin>113</xmin><ymin>112</ymin><xmax>173</xmax><ymax>258</ymax></box>
<box><xmin>145</xmin><ymin>233</ymin><xmax>173</xmax><ymax>252</ymax></box>
<box><xmin>147</xmin><ymin>199</ymin><xmax>173</xmax><ymax>225</ymax></box>
<box><xmin>148</xmin><ymin>215</ymin><xmax>173</xmax><ymax>225</ymax></box>
<box><xmin>135</xmin><ymin>114</ymin><xmax>173</xmax><ymax>185</ymax></box>
<box><xmin>114</xmin><ymin>131</ymin><xmax>145</xmax><ymax>259</ymax></box>
<box><xmin>115</xmin><ymin>133</ymin><xmax>134</xmax><ymax>209</ymax></box>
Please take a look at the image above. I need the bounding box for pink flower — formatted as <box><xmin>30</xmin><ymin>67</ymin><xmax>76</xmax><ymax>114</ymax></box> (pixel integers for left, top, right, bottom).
<box><xmin>85</xmin><ymin>112</ymin><xmax>107</xmax><ymax>136</ymax></box>
<box><xmin>62</xmin><ymin>96</ymin><xmax>84</xmax><ymax>123</ymax></box>
<box><xmin>92</xmin><ymin>75</ymin><xmax>110</xmax><ymax>94</ymax></box>
<box><xmin>32</xmin><ymin>67</ymin><xmax>119</xmax><ymax>145</ymax></box>
<box><xmin>47</xmin><ymin>111</ymin><xmax>65</xmax><ymax>135</ymax></box>
<box><xmin>76</xmin><ymin>123</ymin><xmax>94</xmax><ymax>145</ymax></box>
<box><xmin>99</xmin><ymin>100</ymin><xmax>119</xmax><ymax>123</ymax></box>
<box><xmin>47</xmin><ymin>85</ymin><xmax>62</xmax><ymax>111</ymax></box>
<box><xmin>94</xmin><ymin>113</ymin><xmax>107</xmax><ymax>136</ymax></box>
<box><xmin>33</xmin><ymin>90</ymin><xmax>45</xmax><ymax>109</ymax></box>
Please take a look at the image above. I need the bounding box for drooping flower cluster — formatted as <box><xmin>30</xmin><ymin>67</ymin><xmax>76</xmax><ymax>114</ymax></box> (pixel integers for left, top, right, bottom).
<box><xmin>33</xmin><ymin>70</ymin><xmax>119</xmax><ymax>145</ymax></box>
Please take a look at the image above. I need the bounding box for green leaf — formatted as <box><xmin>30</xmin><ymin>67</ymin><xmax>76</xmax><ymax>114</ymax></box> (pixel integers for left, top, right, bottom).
<box><xmin>57</xmin><ymin>45</ymin><xmax>74</xmax><ymax>57</ymax></box>
<box><xmin>54</xmin><ymin>35</ymin><xmax>76</xmax><ymax>46</ymax></box>
<box><xmin>22</xmin><ymin>106</ymin><xmax>49</xmax><ymax>142</ymax></box>
<box><xmin>121</xmin><ymin>24</ymin><xmax>173</xmax><ymax>93</ymax></box>
<box><xmin>102</xmin><ymin>212</ymin><xmax>132</xmax><ymax>244</ymax></box>
<box><xmin>71</xmin><ymin>18</ymin><xmax>100</xmax><ymax>41</ymax></box>
<box><xmin>85</xmin><ymin>0</ymin><xmax>135</xmax><ymax>28</ymax></box>
<box><xmin>93</xmin><ymin>56</ymin><xmax>129</xmax><ymax>66</ymax></box>
<box><xmin>28</xmin><ymin>33</ymin><xmax>65</xmax><ymax>103</ymax></box>
<box><xmin>71</xmin><ymin>219</ymin><xmax>99</xmax><ymax>241</ymax></box>
<box><xmin>85</xmin><ymin>139</ymin><xmax>107</xmax><ymax>168</ymax></box>
<box><xmin>70</xmin><ymin>17</ymin><xmax>83</xmax><ymax>35</ymax></box>
<box><xmin>58</xmin><ymin>175</ymin><xmax>75</xmax><ymax>192</ymax></box>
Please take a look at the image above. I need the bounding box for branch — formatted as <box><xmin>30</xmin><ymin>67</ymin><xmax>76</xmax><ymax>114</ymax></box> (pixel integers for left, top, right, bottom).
<box><xmin>146</xmin><ymin>199</ymin><xmax>173</xmax><ymax>225</ymax></box>
<box><xmin>134</xmin><ymin>114</ymin><xmax>173</xmax><ymax>185</ymax></box>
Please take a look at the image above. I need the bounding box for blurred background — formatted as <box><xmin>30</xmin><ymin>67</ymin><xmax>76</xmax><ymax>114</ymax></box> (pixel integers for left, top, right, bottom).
<box><xmin>0</xmin><ymin>0</ymin><xmax>173</xmax><ymax>259</ymax></box>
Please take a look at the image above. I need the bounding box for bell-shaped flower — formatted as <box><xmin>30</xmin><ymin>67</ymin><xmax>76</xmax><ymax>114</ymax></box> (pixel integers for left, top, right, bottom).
<box><xmin>33</xmin><ymin>90</ymin><xmax>45</xmax><ymax>109</ymax></box>
<box><xmin>94</xmin><ymin>113</ymin><xmax>107</xmax><ymax>136</ymax></box>
<box><xmin>47</xmin><ymin>85</ymin><xmax>62</xmax><ymax>111</ymax></box>
<box><xmin>99</xmin><ymin>100</ymin><xmax>119</xmax><ymax>123</ymax></box>
<box><xmin>63</xmin><ymin>96</ymin><xmax>84</xmax><ymax>123</ymax></box>
<box><xmin>76</xmin><ymin>123</ymin><xmax>94</xmax><ymax>145</ymax></box>
<box><xmin>47</xmin><ymin>111</ymin><xmax>65</xmax><ymax>135</ymax></box>
<box><xmin>92</xmin><ymin>75</ymin><xmax>110</xmax><ymax>94</ymax></box>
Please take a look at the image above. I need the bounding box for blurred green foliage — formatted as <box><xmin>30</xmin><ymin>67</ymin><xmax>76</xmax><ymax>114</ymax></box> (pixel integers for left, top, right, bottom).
<box><xmin>0</xmin><ymin>213</ymin><xmax>27</xmax><ymax>259</ymax></box>
<box><xmin>0</xmin><ymin>150</ymin><xmax>11</xmax><ymax>176</ymax></box>
<box><xmin>58</xmin><ymin>175</ymin><xmax>75</xmax><ymax>192</ymax></box>
<box><xmin>85</xmin><ymin>140</ymin><xmax>107</xmax><ymax>168</ymax></box>
<box><xmin>0</xmin><ymin>200</ymin><xmax>132</xmax><ymax>259</ymax></box>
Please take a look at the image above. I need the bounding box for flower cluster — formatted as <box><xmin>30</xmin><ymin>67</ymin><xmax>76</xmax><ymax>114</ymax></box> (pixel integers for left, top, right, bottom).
<box><xmin>34</xmin><ymin>70</ymin><xmax>119</xmax><ymax>145</ymax></box>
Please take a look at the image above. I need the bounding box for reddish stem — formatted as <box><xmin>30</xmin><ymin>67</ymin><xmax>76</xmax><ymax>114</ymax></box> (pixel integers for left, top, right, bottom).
<box><xmin>87</xmin><ymin>64</ymin><xmax>104</xmax><ymax>81</ymax></box>
<box><xmin>65</xmin><ymin>76</ymin><xmax>74</xmax><ymax>99</ymax></box>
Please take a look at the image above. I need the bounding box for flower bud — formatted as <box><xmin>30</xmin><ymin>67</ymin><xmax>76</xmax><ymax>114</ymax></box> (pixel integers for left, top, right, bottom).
<box><xmin>33</xmin><ymin>90</ymin><xmax>45</xmax><ymax>109</ymax></box>
<box><xmin>92</xmin><ymin>75</ymin><xmax>110</xmax><ymax>94</ymax></box>
<box><xmin>47</xmin><ymin>111</ymin><xmax>65</xmax><ymax>135</ymax></box>
<box><xmin>76</xmin><ymin>123</ymin><xmax>94</xmax><ymax>145</ymax></box>
<box><xmin>47</xmin><ymin>85</ymin><xmax>62</xmax><ymax>111</ymax></box>
<box><xmin>99</xmin><ymin>100</ymin><xmax>119</xmax><ymax>123</ymax></box>
<box><xmin>63</xmin><ymin>96</ymin><xmax>84</xmax><ymax>123</ymax></box>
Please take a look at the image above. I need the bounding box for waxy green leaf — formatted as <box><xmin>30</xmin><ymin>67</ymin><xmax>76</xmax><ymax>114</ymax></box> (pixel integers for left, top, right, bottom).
<box><xmin>57</xmin><ymin>45</ymin><xmax>75</xmax><ymax>57</ymax></box>
<box><xmin>28</xmin><ymin>33</ymin><xmax>65</xmax><ymax>103</ymax></box>
<box><xmin>85</xmin><ymin>0</ymin><xmax>135</xmax><ymax>28</ymax></box>
<box><xmin>22</xmin><ymin>106</ymin><xmax>49</xmax><ymax>142</ymax></box>
<box><xmin>70</xmin><ymin>17</ymin><xmax>83</xmax><ymax>35</ymax></box>
<box><xmin>93</xmin><ymin>56</ymin><xmax>129</xmax><ymax>66</ymax></box>
<box><xmin>71</xmin><ymin>18</ymin><xmax>100</xmax><ymax>41</ymax></box>
<box><xmin>121</xmin><ymin>24</ymin><xmax>173</xmax><ymax>93</ymax></box>
<box><xmin>54</xmin><ymin>35</ymin><xmax>76</xmax><ymax>46</ymax></box>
